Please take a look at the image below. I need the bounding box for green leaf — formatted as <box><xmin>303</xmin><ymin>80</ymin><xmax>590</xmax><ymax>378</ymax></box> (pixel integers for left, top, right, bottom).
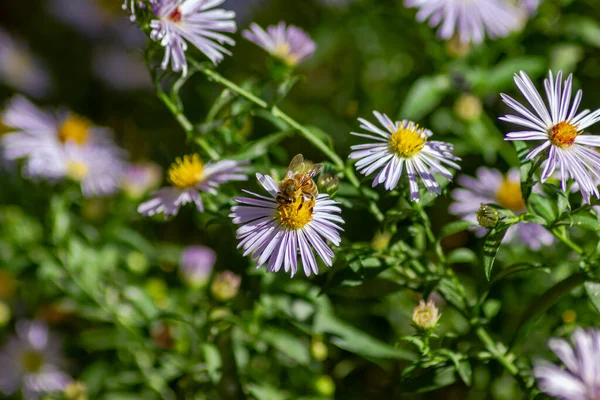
<box><xmin>489</xmin><ymin>262</ymin><xmax>550</xmax><ymax>286</ymax></box>
<box><xmin>400</xmin><ymin>75</ymin><xmax>451</xmax><ymax>121</ymax></box>
<box><xmin>584</xmin><ymin>282</ymin><xmax>600</xmax><ymax>314</ymax></box>
<box><xmin>261</xmin><ymin>327</ymin><xmax>311</xmax><ymax>366</ymax></box>
<box><xmin>513</xmin><ymin>141</ymin><xmax>536</xmax><ymax>201</ymax></box>
<box><xmin>202</xmin><ymin>343</ymin><xmax>222</xmax><ymax>383</ymax></box>
<box><xmin>512</xmin><ymin>273</ymin><xmax>586</xmax><ymax>346</ymax></box>
<box><xmin>447</xmin><ymin>248</ymin><xmax>478</xmax><ymax>265</ymax></box>
<box><xmin>439</xmin><ymin>220</ymin><xmax>475</xmax><ymax>239</ymax></box>
<box><xmin>473</xmin><ymin>56</ymin><xmax>545</xmax><ymax>95</ymax></box>
<box><xmin>232</xmin><ymin>131</ymin><xmax>291</xmax><ymax>161</ymax></box>
<box><xmin>483</xmin><ymin>224</ymin><xmax>511</xmax><ymax>280</ymax></box>
<box><xmin>563</xmin><ymin>15</ymin><xmax>600</xmax><ymax>48</ymax></box>
<box><xmin>247</xmin><ymin>383</ymin><xmax>287</xmax><ymax>400</ymax></box>
<box><xmin>568</xmin><ymin>213</ymin><xmax>600</xmax><ymax>231</ymax></box>
<box><xmin>529</xmin><ymin>193</ymin><xmax>558</xmax><ymax>225</ymax></box>
<box><xmin>400</xmin><ymin>363</ymin><xmax>458</xmax><ymax>393</ymax></box>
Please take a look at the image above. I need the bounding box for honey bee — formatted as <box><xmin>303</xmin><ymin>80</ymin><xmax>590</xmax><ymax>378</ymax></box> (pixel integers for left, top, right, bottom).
<box><xmin>276</xmin><ymin>154</ymin><xmax>324</xmax><ymax>208</ymax></box>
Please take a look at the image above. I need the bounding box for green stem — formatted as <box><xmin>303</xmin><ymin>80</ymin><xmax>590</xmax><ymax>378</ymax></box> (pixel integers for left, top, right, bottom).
<box><xmin>415</xmin><ymin>202</ymin><xmax>446</xmax><ymax>265</ymax></box>
<box><xmin>475</xmin><ymin>327</ymin><xmax>519</xmax><ymax>376</ymax></box>
<box><xmin>551</xmin><ymin>228</ymin><xmax>584</xmax><ymax>254</ymax></box>
<box><xmin>194</xmin><ymin>62</ymin><xmax>384</xmax><ymax>222</ymax></box>
<box><xmin>156</xmin><ymin>90</ymin><xmax>220</xmax><ymax>160</ymax></box>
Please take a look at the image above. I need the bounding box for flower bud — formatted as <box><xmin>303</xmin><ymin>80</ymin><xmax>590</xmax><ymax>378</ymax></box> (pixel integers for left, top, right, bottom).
<box><xmin>211</xmin><ymin>271</ymin><xmax>241</xmax><ymax>301</ymax></box>
<box><xmin>315</xmin><ymin>375</ymin><xmax>335</xmax><ymax>396</ymax></box>
<box><xmin>317</xmin><ymin>172</ymin><xmax>339</xmax><ymax>197</ymax></box>
<box><xmin>476</xmin><ymin>203</ymin><xmax>499</xmax><ymax>228</ymax></box>
<box><xmin>311</xmin><ymin>336</ymin><xmax>328</xmax><ymax>361</ymax></box>
<box><xmin>64</xmin><ymin>381</ymin><xmax>87</xmax><ymax>400</ymax></box>
<box><xmin>412</xmin><ymin>299</ymin><xmax>441</xmax><ymax>330</ymax></box>
<box><xmin>179</xmin><ymin>245</ymin><xmax>216</xmax><ymax>288</ymax></box>
<box><xmin>126</xmin><ymin>251</ymin><xmax>149</xmax><ymax>275</ymax></box>
<box><xmin>454</xmin><ymin>94</ymin><xmax>482</xmax><ymax>122</ymax></box>
<box><xmin>371</xmin><ymin>231</ymin><xmax>392</xmax><ymax>251</ymax></box>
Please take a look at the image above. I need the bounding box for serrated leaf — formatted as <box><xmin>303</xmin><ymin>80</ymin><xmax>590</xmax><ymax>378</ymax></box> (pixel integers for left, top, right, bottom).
<box><xmin>400</xmin><ymin>75</ymin><xmax>451</xmax><ymax>120</ymax></box>
<box><xmin>585</xmin><ymin>282</ymin><xmax>600</xmax><ymax>314</ymax></box>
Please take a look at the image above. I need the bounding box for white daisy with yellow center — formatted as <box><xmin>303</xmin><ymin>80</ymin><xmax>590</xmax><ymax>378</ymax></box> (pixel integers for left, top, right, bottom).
<box><xmin>349</xmin><ymin>111</ymin><xmax>460</xmax><ymax>201</ymax></box>
<box><xmin>138</xmin><ymin>154</ymin><xmax>247</xmax><ymax>218</ymax></box>
<box><xmin>500</xmin><ymin>70</ymin><xmax>600</xmax><ymax>204</ymax></box>
<box><xmin>1</xmin><ymin>96</ymin><xmax>127</xmax><ymax>197</ymax></box>
<box><xmin>230</xmin><ymin>172</ymin><xmax>344</xmax><ymax>277</ymax></box>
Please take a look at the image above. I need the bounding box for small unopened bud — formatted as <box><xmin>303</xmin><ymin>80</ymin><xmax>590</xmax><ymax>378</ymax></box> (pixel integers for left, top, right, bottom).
<box><xmin>179</xmin><ymin>245</ymin><xmax>216</xmax><ymax>288</ymax></box>
<box><xmin>454</xmin><ymin>94</ymin><xmax>482</xmax><ymax>122</ymax></box>
<box><xmin>317</xmin><ymin>173</ymin><xmax>339</xmax><ymax>197</ymax></box>
<box><xmin>126</xmin><ymin>251</ymin><xmax>149</xmax><ymax>275</ymax></box>
<box><xmin>412</xmin><ymin>299</ymin><xmax>441</xmax><ymax>330</ymax></box>
<box><xmin>476</xmin><ymin>203</ymin><xmax>499</xmax><ymax>228</ymax></box>
<box><xmin>211</xmin><ymin>271</ymin><xmax>241</xmax><ymax>301</ymax></box>
<box><xmin>64</xmin><ymin>381</ymin><xmax>88</xmax><ymax>400</ymax></box>
<box><xmin>311</xmin><ymin>336</ymin><xmax>328</xmax><ymax>361</ymax></box>
<box><xmin>315</xmin><ymin>375</ymin><xmax>335</xmax><ymax>396</ymax></box>
<box><xmin>371</xmin><ymin>231</ymin><xmax>391</xmax><ymax>251</ymax></box>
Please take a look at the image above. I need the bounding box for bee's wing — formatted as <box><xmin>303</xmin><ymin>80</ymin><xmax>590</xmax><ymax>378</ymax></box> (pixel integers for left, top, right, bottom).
<box><xmin>305</xmin><ymin>163</ymin><xmax>324</xmax><ymax>178</ymax></box>
<box><xmin>287</xmin><ymin>154</ymin><xmax>305</xmax><ymax>177</ymax></box>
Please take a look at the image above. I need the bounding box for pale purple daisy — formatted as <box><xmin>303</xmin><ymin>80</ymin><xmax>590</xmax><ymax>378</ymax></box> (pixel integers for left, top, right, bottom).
<box><xmin>500</xmin><ymin>70</ymin><xmax>600</xmax><ymax>204</ymax></box>
<box><xmin>404</xmin><ymin>0</ymin><xmax>524</xmax><ymax>44</ymax></box>
<box><xmin>138</xmin><ymin>155</ymin><xmax>247</xmax><ymax>217</ymax></box>
<box><xmin>1</xmin><ymin>96</ymin><xmax>127</xmax><ymax>196</ymax></box>
<box><xmin>0</xmin><ymin>321</ymin><xmax>72</xmax><ymax>399</ymax></box>
<box><xmin>121</xmin><ymin>162</ymin><xmax>162</xmax><ymax>199</ymax></box>
<box><xmin>180</xmin><ymin>245</ymin><xmax>216</xmax><ymax>287</ymax></box>
<box><xmin>349</xmin><ymin>111</ymin><xmax>460</xmax><ymax>201</ymax></box>
<box><xmin>0</xmin><ymin>29</ymin><xmax>51</xmax><ymax>98</ymax></box>
<box><xmin>533</xmin><ymin>328</ymin><xmax>600</xmax><ymax>400</ymax></box>
<box><xmin>450</xmin><ymin>167</ymin><xmax>554</xmax><ymax>250</ymax></box>
<box><xmin>230</xmin><ymin>170</ymin><xmax>344</xmax><ymax>277</ymax></box>
<box><xmin>243</xmin><ymin>22</ymin><xmax>316</xmax><ymax>66</ymax></box>
<box><xmin>149</xmin><ymin>0</ymin><xmax>237</xmax><ymax>75</ymax></box>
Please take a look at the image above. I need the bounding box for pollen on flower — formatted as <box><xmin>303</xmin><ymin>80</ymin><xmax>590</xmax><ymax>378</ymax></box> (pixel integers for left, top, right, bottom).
<box><xmin>59</xmin><ymin>115</ymin><xmax>91</xmax><ymax>145</ymax></box>
<box><xmin>21</xmin><ymin>350</ymin><xmax>43</xmax><ymax>373</ymax></box>
<box><xmin>168</xmin><ymin>7</ymin><xmax>182</xmax><ymax>23</ymax></box>
<box><xmin>273</xmin><ymin>43</ymin><xmax>298</xmax><ymax>66</ymax></box>
<box><xmin>550</xmin><ymin>121</ymin><xmax>578</xmax><ymax>148</ymax></box>
<box><xmin>495</xmin><ymin>179</ymin><xmax>525</xmax><ymax>211</ymax></box>
<box><xmin>66</xmin><ymin>160</ymin><xmax>89</xmax><ymax>181</ymax></box>
<box><xmin>168</xmin><ymin>154</ymin><xmax>204</xmax><ymax>188</ymax></box>
<box><xmin>389</xmin><ymin>123</ymin><xmax>427</xmax><ymax>158</ymax></box>
<box><xmin>277</xmin><ymin>197</ymin><xmax>314</xmax><ymax>230</ymax></box>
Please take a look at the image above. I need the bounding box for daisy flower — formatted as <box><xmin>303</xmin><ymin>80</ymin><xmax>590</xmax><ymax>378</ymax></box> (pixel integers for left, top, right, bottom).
<box><xmin>533</xmin><ymin>328</ymin><xmax>600</xmax><ymax>400</ymax></box>
<box><xmin>149</xmin><ymin>0</ymin><xmax>237</xmax><ymax>75</ymax></box>
<box><xmin>1</xmin><ymin>96</ymin><xmax>127</xmax><ymax>196</ymax></box>
<box><xmin>0</xmin><ymin>321</ymin><xmax>72</xmax><ymax>399</ymax></box>
<box><xmin>243</xmin><ymin>22</ymin><xmax>316</xmax><ymax>66</ymax></box>
<box><xmin>449</xmin><ymin>167</ymin><xmax>554</xmax><ymax>250</ymax></box>
<box><xmin>404</xmin><ymin>0</ymin><xmax>524</xmax><ymax>44</ymax></box>
<box><xmin>230</xmin><ymin>161</ymin><xmax>344</xmax><ymax>277</ymax></box>
<box><xmin>500</xmin><ymin>70</ymin><xmax>600</xmax><ymax>204</ymax></box>
<box><xmin>179</xmin><ymin>245</ymin><xmax>216</xmax><ymax>287</ymax></box>
<box><xmin>0</xmin><ymin>29</ymin><xmax>51</xmax><ymax>98</ymax></box>
<box><xmin>349</xmin><ymin>111</ymin><xmax>460</xmax><ymax>201</ymax></box>
<box><xmin>138</xmin><ymin>154</ymin><xmax>247</xmax><ymax>217</ymax></box>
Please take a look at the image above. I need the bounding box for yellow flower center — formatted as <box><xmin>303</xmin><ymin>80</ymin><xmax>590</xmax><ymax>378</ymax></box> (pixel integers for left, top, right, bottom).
<box><xmin>277</xmin><ymin>196</ymin><xmax>314</xmax><ymax>230</ymax></box>
<box><xmin>495</xmin><ymin>179</ymin><xmax>525</xmax><ymax>211</ymax></box>
<box><xmin>168</xmin><ymin>154</ymin><xmax>204</xmax><ymax>188</ymax></box>
<box><xmin>66</xmin><ymin>160</ymin><xmax>89</xmax><ymax>181</ymax></box>
<box><xmin>59</xmin><ymin>116</ymin><xmax>91</xmax><ymax>145</ymax></box>
<box><xmin>273</xmin><ymin>43</ymin><xmax>299</xmax><ymax>66</ymax></box>
<box><xmin>389</xmin><ymin>123</ymin><xmax>427</xmax><ymax>158</ymax></box>
<box><xmin>550</xmin><ymin>121</ymin><xmax>578</xmax><ymax>148</ymax></box>
<box><xmin>21</xmin><ymin>350</ymin><xmax>43</xmax><ymax>373</ymax></box>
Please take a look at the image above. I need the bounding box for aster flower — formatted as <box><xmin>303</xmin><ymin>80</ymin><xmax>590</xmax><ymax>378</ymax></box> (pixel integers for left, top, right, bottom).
<box><xmin>180</xmin><ymin>245</ymin><xmax>216</xmax><ymax>287</ymax></box>
<box><xmin>138</xmin><ymin>155</ymin><xmax>247</xmax><ymax>217</ymax></box>
<box><xmin>500</xmin><ymin>70</ymin><xmax>600</xmax><ymax>204</ymax></box>
<box><xmin>1</xmin><ymin>96</ymin><xmax>127</xmax><ymax>196</ymax></box>
<box><xmin>243</xmin><ymin>22</ymin><xmax>316</xmax><ymax>66</ymax></box>
<box><xmin>349</xmin><ymin>111</ymin><xmax>460</xmax><ymax>201</ymax></box>
<box><xmin>450</xmin><ymin>167</ymin><xmax>554</xmax><ymax>250</ymax></box>
<box><xmin>404</xmin><ymin>0</ymin><xmax>524</xmax><ymax>44</ymax></box>
<box><xmin>0</xmin><ymin>29</ymin><xmax>51</xmax><ymax>98</ymax></box>
<box><xmin>149</xmin><ymin>0</ymin><xmax>237</xmax><ymax>75</ymax></box>
<box><xmin>533</xmin><ymin>328</ymin><xmax>600</xmax><ymax>400</ymax></box>
<box><xmin>230</xmin><ymin>158</ymin><xmax>344</xmax><ymax>277</ymax></box>
<box><xmin>121</xmin><ymin>162</ymin><xmax>162</xmax><ymax>199</ymax></box>
<box><xmin>0</xmin><ymin>321</ymin><xmax>72</xmax><ymax>399</ymax></box>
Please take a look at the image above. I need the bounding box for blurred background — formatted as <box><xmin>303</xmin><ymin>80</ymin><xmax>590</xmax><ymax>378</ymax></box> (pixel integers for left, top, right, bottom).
<box><xmin>1</xmin><ymin>0</ymin><xmax>600</xmax><ymax>399</ymax></box>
